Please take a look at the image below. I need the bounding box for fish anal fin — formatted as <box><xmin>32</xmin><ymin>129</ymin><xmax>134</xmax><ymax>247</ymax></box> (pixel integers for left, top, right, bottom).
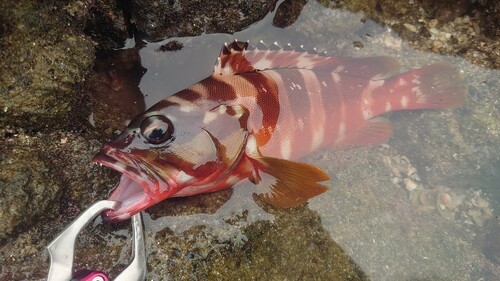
<box><xmin>249</xmin><ymin>156</ymin><xmax>329</xmax><ymax>208</ymax></box>
<box><xmin>335</xmin><ymin>117</ymin><xmax>393</xmax><ymax>147</ymax></box>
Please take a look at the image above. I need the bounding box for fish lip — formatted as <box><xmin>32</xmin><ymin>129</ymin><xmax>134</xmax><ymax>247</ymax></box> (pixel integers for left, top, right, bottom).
<box><xmin>92</xmin><ymin>146</ymin><xmax>174</xmax><ymax>222</ymax></box>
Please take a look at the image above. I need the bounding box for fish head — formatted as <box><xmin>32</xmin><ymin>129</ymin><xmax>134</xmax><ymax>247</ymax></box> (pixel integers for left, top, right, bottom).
<box><xmin>93</xmin><ymin>99</ymin><xmax>249</xmax><ymax>222</ymax></box>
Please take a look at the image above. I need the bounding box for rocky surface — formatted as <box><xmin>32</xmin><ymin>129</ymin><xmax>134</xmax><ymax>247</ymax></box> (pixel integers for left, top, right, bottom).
<box><xmin>330</xmin><ymin>0</ymin><xmax>500</xmax><ymax>69</ymax></box>
<box><xmin>128</xmin><ymin>0</ymin><xmax>279</xmax><ymax>42</ymax></box>
<box><xmin>0</xmin><ymin>0</ymin><xmax>498</xmax><ymax>280</ymax></box>
<box><xmin>0</xmin><ymin>1</ymin><xmax>95</xmax><ymax>130</ymax></box>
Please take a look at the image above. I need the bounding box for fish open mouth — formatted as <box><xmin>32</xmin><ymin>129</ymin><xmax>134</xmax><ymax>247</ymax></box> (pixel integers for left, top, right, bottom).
<box><xmin>92</xmin><ymin>146</ymin><xmax>174</xmax><ymax>222</ymax></box>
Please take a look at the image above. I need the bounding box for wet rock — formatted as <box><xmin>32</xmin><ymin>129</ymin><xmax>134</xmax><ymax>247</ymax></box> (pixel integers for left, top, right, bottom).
<box><xmin>331</xmin><ymin>0</ymin><xmax>500</xmax><ymax>68</ymax></box>
<box><xmin>141</xmin><ymin>199</ymin><xmax>366</xmax><ymax>280</ymax></box>
<box><xmin>0</xmin><ymin>132</ymin><xmax>61</xmax><ymax>238</ymax></box>
<box><xmin>0</xmin><ymin>1</ymin><xmax>95</xmax><ymax>130</ymax></box>
<box><xmin>0</xmin><ymin>129</ymin><xmax>111</xmax><ymax>240</ymax></box>
<box><xmin>158</xmin><ymin>40</ymin><xmax>184</xmax><ymax>52</ymax></box>
<box><xmin>80</xmin><ymin>0</ymin><xmax>131</xmax><ymax>50</ymax></box>
<box><xmin>0</xmin><ymin>131</ymin><xmax>118</xmax><ymax>278</ymax></box>
<box><xmin>434</xmin><ymin>0</ymin><xmax>474</xmax><ymax>23</ymax></box>
<box><xmin>127</xmin><ymin>0</ymin><xmax>279</xmax><ymax>42</ymax></box>
<box><xmin>273</xmin><ymin>0</ymin><xmax>308</xmax><ymax>28</ymax></box>
<box><xmin>199</xmin><ymin>206</ymin><xmax>367</xmax><ymax>280</ymax></box>
<box><xmin>88</xmin><ymin>48</ymin><xmax>146</xmax><ymax>132</ymax></box>
<box><xmin>479</xmin><ymin>0</ymin><xmax>500</xmax><ymax>39</ymax></box>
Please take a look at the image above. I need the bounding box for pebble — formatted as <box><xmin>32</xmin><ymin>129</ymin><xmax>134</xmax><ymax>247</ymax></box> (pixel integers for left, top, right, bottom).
<box><xmin>404</xmin><ymin>178</ymin><xmax>419</xmax><ymax>191</ymax></box>
<box><xmin>404</xmin><ymin>23</ymin><xmax>418</xmax><ymax>33</ymax></box>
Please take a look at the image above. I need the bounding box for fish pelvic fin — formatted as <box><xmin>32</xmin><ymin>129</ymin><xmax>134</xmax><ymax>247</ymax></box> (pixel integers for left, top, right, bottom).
<box><xmin>384</xmin><ymin>61</ymin><xmax>467</xmax><ymax>111</ymax></box>
<box><xmin>247</xmin><ymin>156</ymin><xmax>330</xmax><ymax>208</ymax></box>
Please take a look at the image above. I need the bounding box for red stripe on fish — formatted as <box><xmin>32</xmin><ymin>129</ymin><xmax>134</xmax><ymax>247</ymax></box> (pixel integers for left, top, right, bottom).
<box><xmin>239</xmin><ymin>72</ymin><xmax>280</xmax><ymax>146</ymax></box>
<box><xmin>94</xmin><ymin>41</ymin><xmax>467</xmax><ymax>222</ymax></box>
<box><xmin>200</xmin><ymin>77</ymin><xmax>238</xmax><ymax>101</ymax></box>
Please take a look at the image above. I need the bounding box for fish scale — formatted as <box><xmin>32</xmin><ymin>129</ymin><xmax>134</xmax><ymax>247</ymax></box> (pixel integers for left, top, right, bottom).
<box><xmin>93</xmin><ymin>41</ymin><xmax>466</xmax><ymax>222</ymax></box>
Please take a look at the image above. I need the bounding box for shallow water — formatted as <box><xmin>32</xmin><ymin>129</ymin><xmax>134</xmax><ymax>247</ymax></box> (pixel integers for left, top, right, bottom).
<box><xmin>91</xmin><ymin>1</ymin><xmax>499</xmax><ymax>280</ymax></box>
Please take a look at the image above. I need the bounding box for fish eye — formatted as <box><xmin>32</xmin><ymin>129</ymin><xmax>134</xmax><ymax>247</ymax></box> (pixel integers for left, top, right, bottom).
<box><xmin>140</xmin><ymin>115</ymin><xmax>174</xmax><ymax>144</ymax></box>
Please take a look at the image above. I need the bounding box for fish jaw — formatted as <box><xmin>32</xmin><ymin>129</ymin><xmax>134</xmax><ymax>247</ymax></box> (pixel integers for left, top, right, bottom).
<box><xmin>102</xmin><ymin>174</ymin><xmax>153</xmax><ymax>222</ymax></box>
<box><xmin>93</xmin><ymin>146</ymin><xmax>179</xmax><ymax>222</ymax></box>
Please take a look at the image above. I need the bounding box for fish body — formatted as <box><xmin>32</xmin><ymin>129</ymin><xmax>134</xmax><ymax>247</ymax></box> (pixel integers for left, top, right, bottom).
<box><xmin>94</xmin><ymin>41</ymin><xmax>466</xmax><ymax>222</ymax></box>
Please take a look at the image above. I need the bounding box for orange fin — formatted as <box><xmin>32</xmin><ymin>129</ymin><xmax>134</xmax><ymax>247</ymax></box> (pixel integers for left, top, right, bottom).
<box><xmin>248</xmin><ymin>156</ymin><xmax>329</xmax><ymax>208</ymax></box>
<box><xmin>335</xmin><ymin>117</ymin><xmax>393</xmax><ymax>147</ymax></box>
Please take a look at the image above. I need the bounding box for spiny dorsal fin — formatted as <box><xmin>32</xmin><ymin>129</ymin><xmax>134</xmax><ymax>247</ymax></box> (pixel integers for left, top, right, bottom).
<box><xmin>213</xmin><ymin>40</ymin><xmax>256</xmax><ymax>75</ymax></box>
<box><xmin>213</xmin><ymin>40</ymin><xmax>401</xmax><ymax>79</ymax></box>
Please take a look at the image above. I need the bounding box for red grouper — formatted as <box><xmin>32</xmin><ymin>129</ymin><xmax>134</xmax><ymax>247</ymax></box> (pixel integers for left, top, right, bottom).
<box><xmin>93</xmin><ymin>41</ymin><xmax>467</xmax><ymax>222</ymax></box>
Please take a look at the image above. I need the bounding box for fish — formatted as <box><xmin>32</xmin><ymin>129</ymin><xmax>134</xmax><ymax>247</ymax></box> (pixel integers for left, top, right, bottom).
<box><xmin>93</xmin><ymin>41</ymin><xmax>466</xmax><ymax>222</ymax></box>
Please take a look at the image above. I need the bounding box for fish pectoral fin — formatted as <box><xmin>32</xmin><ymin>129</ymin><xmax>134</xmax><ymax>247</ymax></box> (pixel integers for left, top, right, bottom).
<box><xmin>248</xmin><ymin>156</ymin><xmax>329</xmax><ymax>208</ymax></box>
<box><xmin>334</xmin><ymin>117</ymin><xmax>393</xmax><ymax>147</ymax></box>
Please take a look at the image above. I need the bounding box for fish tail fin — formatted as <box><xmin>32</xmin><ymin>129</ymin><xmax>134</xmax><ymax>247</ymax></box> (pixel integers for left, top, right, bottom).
<box><xmin>384</xmin><ymin>62</ymin><xmax>467</xmax><ymax>111</ymax></box>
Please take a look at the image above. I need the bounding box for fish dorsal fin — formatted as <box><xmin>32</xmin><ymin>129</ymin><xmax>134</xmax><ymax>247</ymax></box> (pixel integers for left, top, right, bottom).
<box><xmin>214</xmin><ymin>41</ymin><xmax>401</xmax><ymax>79</ymax></box>
<box><xmin>213</xmin><ymin>41</ymin><xmax>256</xmax><ymax>75</ymax></box>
